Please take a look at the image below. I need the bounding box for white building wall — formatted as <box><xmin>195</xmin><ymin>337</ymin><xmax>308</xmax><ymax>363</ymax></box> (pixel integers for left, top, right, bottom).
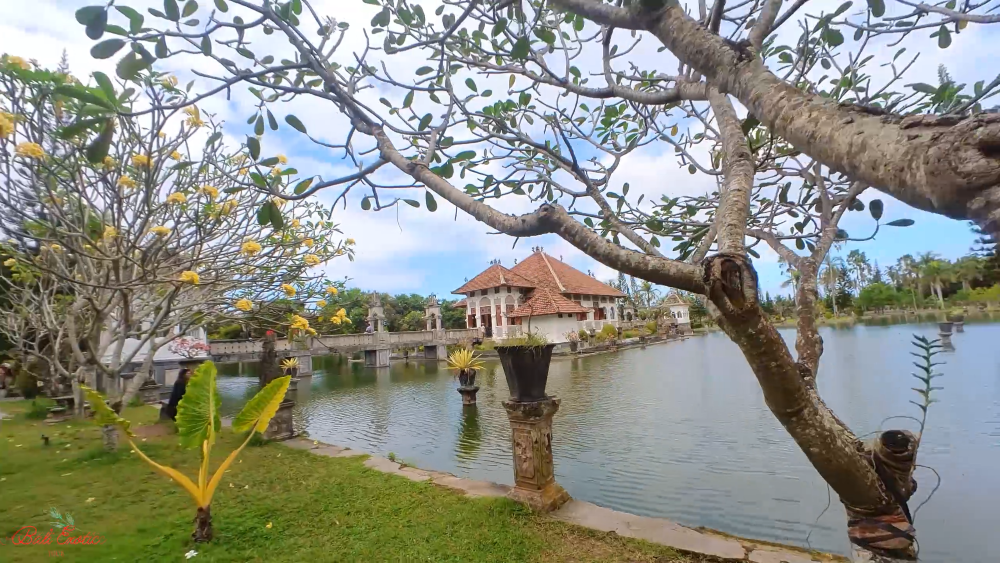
<box><xmin>517</xmin><ymin>315</ymin><xmax>579</xmax><ymax>344</ymax></box>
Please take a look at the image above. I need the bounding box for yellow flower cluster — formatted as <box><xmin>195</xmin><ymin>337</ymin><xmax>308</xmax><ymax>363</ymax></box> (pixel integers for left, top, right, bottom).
<box><xmin>15</xmin><ymin>142</ymin><xmax>44</xmax><ymax>159</ymax></box>
<box><xmin>329</xmin><ymin>308</ymin><xmax>351</xmax><ymax>325</ymax></box>
<box><xmin>131</xmin><ymin>154</ymin><xmax>151</xmax><ymax>168</ymax></box>
<box><xmin>346</xmin><ymin>238</ymin><xmax>356</xmax><ymax>245</ymax></box>
<box><xmin>316</xmin><ymin>300</ymin><xmax>327</xmax><ymax>308</ymax></box>
<box><xmin>48</xmin><ymin>244</ymin><xmax>63</xmax><ymax>254</ymax></box>
<box><xmin>290</xmin><ymin>219</ymin><xmax>300</xmax><ymax>229</ymax></box>
<box><xmin>103</xmin><ymin>156</ymin><xmax>116</xmax><ymax>169</ymax></box>
<box><xmin>3</xmin><ymin>55</ymin><xmax>30</xmax><ymax>70</ymax></box>
<box><xmin>184</xmin><ymin>106</ymin><xmax>204</xmax><ymax>128</ymax></box>
<box><xmin>326</xmin><ymin>286</ymin><xmax>338</xmax><ymax>295</ymax></box>
<box><xmin>166</xmin><ymin>192</ymin><xmax>187</xmax><ymax>205</ymax></box>
<box><xmin>271</xmin><ymin>166</ymin><xmax>282</xmax><ymax>177</ymax></box>
<box><xmin>199</xmin><ymin>185</ymin><xmax>219</xmax><ymax>199</ymax></box>
<box><xmin>304</xmin><ymin>254</ymin><xmax>321</xmax><ymax>267</ymax></box>
<box><xmin>240</xmin><ymin>240</ymin><xmax>262</xmax><ymax>256</ymax></box>
<box><xmin>290</xmin><ymin>315</ymin><xmax>316</xmax><ymax>335</ymax></box>
<box><xmin>103</xmin><ymin>226</ymin><xmax>117</xmax><ymax>239</ymax></box>
<box><xmin>117</xmin><ymin>175</ymin><xmax>136</xmax><ymax>190</ymax></box>
<box><xmin>160</xmin><ymin>75</ymin><xmax>179</xmax><ymax>87</ymax></box>
<box><xmin>303</xmin><ymin>238</ymin><xmax>314</xmax><ymax>248</ymax></box>
<box><xmin>170</xmin><ymin>151</ymin><xmax>182</xmax><ymax>161</ymax></box>
<box><xmin>238</xmin><ymin>167</ymin><xmax>249</xmax><ymax>176</ymax></box>
<box><xmin>150</xmin><ymin>226</ymin><xmax>171</xmax><ymax>237</ymax></box>
<box><xmin>221</xmin><ymin>200</ymin><xmax>238</xmax><ymax>215</ymax></box>
<box><xmin>235</xmin><ymin>298</ymin><xmax>253</xmax><ymax>312</ymax></box>
<box><xmin>0</xmin><ymin>112</ymin><xmax>14</xmax><ymax>138</ymax></box>
<box><xmin>272</xmin><ymin>197</ymin><xmax>286</xmax><ymax>208</ymax></box>
<box><xmin>281</xmin><ymin>284</ymin><xmax>296</xmax><ymax>297</ymax></box>
<box><xmin>3</xmin><ymin>258</ymin><xmax>15</xmax><ymax>267</ymax></box>
<box><xmin>179</xmin><ymin>270</ymin><xmax>200</xmax><ymax>284</ymax></box>
<box><xmin>277</xmin><ymin>154</ymin><xmax>288</xmax><ymax>164</ymax></box>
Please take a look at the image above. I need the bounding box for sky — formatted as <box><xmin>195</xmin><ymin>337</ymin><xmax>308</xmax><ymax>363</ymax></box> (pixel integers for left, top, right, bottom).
<box><xmin>0</xmin><ymin>0</ymin><xmax>991</xmax><ymax>302</ymax></box>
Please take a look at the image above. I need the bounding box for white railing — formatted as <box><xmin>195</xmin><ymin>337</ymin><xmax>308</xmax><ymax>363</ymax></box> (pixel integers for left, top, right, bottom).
<box><xmin>210</xmin><ymin>327</ymin><xmax>483</xmax><ymax>357</ymax></box>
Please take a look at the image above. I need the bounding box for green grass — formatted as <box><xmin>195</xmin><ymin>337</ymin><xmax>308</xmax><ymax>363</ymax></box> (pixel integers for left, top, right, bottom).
<box><xmin>0</xmin><ymin>401</ymin><xmax>708</xmax><ymax>562</ymax></box>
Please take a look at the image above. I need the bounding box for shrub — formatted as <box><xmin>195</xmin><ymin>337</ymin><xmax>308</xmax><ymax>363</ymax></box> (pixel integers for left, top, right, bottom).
<box><xmin>645</xmin><ymin>321</ymin><xmax>658</xmax><ymax>335</ymax></box>
<box><xmin>622</xmin><ymin>329</ymin><xmax>641</xmax><ymax>339</ymax></box>
<box><xmin>15</xmin><ymin>368</ymin><xmax>40</xmax><ymax>399</ymax></box>
<box><xmin>578</xmin><ymin>329</ymin><xmax>589</xmax><ymax>340</ymax></box>
<box><xmin>26</xmin><ymin>397</ymin><xmax>55</xmax><ymax>419</ymax></box>
<box><xmin>499</xmin><ymin>331</ymin><xmax>549</xmax><ymax>347</ymax></box>
<box><xmin>600</xmin><ymin>324</ymin><xmax>618</xmax><ymax>340</ymax></box>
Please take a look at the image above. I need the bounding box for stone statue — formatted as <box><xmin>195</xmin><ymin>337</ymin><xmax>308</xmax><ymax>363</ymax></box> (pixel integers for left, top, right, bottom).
<box><xmin>370</xmin><ymin>292</ymin><xmax>382</xmax><ymax>307</ymax></box>
<box><xmin>426</xmin><ymin>294</ymin><xmax>438</xmax><ymax>307</ymax></box>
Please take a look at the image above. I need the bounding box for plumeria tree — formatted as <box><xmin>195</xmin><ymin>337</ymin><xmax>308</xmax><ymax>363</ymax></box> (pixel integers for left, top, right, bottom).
<box><xmin>0</xmin><ymin>59</ymin><xmax>352</xmax><ymax>445</ymax></box>
<box><xmin>67</xmin><ymin>0</ymin><xmax>1000</xmax><ymax>559</ymax></box>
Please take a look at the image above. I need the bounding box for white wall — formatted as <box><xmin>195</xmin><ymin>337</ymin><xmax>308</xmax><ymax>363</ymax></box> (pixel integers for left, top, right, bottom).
<box><xmin>517</xmin><ymin>314</ymin><xmax>579</xmax><ymax>344</ymax></box>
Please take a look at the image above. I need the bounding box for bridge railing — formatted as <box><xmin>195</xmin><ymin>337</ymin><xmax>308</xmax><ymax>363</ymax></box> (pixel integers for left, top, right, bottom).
<box><xmin>210</xmin><ymin>327</ymin><xmax>483</xmax><ymax>357</ymax></box>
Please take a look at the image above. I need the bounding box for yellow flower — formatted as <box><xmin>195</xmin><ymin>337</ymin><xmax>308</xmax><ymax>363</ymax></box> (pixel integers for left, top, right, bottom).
<box><xmin>179</xmin><ymin>270</ymin><xmax>200</xmax><ymax>284</ymax></box>
<box><xmin>15</xmin><ymin>142</ymin><xmax>44</xmax><ymax>159</ymax></box>
<box><xmin>102</xmin><ymin>156</ymin><xmax>116</xmax><ymax>169</ymax></box>
<box><xmin>166</xmin><ymin>192</ymin><xmax>187</xmax><ymax>205</ymax></box>
<box><xmin>157</xmin><ymin>131</ymin><xmax>166</xmax><ymax>138</ymax></box>
<box><xmin>235</xmin><ymin>298</ymin><xmax>253</xmax><ymax>312</ymax></box>
<box><xmin>240</xmin><ymin>240</ymin><xmax>262</xmax><ymax>256</ymax></box>
<box><xmin>272</xmin><ymin>197</ymin><xmax>286</xmax><ymax>208</ymax></box>
<box><xmin>103</xmin><ymin>226</ymin><xmax>117</xmax><ymax>239</ymax></box>
<box><xmin>336</xmin><ymin>308</ymin><xmax>347</xmax><ymax>319</ymax></box>
<box><xmin>49</xmin><ymin>244</ymin><xmax>63</xmax><ymax>253</ymax></box>
<box><xmin>346</xmin><ymin>238</ymin><xmax>356</xmax><ymax>245</ymax></box>
<box><xmin>317</xmin><ymin>300</ymin><xmax>327</xmax><ymax>308</ymax></box>
<box><xmin>316</xmin><ymin>317</ymin><xmax>323</xmax><ymax>322</ymax></box>
<box><xmin>150</xmin><ymin>226</ymin><xmax>171</xmax><ymax>237</ymax></box>
<box><xmin>3</xmin><ymin>258</ymin><xmax>15</xmax><ymax>267</ymax></box>
<box><xmin>326</xmin><ymin>286</ymin><xmax>338</xmax><ymax>295</ymax></box>
<box><xmin>238</xmin><ymin>167</ymin><xmax>249</xmax><ymax>176</ymax></box>
<box><xmin>331</xmin><ymin>316</ymin><xmax>342</xmax><ymax>325</ymax></box>
<box><xmin>117</xmin><ymin>175</ymin><xmax>136</xmax><ymax>189</ymax></box>
<box><xmin>3</xmin><ymin>55</ymin><xmax>30</xmax><ymax>70</ymax></box>
<box><xmin>184</xmin><ymin>106</ymin><xmax>204</xmax><ymax>128</ymax></box>
<box><xmin>199</xmin><ymin>185</ymin><xmax>219</xmax><ymax>199</ymax></box>
<box><xmin>266</xmin><ymin>522</ymin><xmax>273</xmax><ymax>529</ymax></box>
<box><xmin>281</xmin><ymin>284</ymin><xmax>296</xmax><ymax>297</ymax></box>
<box><xmin>304</xmin><ymin>254</ymin><xmax>320</xmax><ymax>267</ymax></box>
<box><xmin>131</xmin><ymin>154</ymin><xmax>151</xmax><ymax>168</ymax></box>
<box><xmin>271</xmin><ymin>166</ymin><xmax>282</xmax><ymax>176</ymax></box>
<box><xmin>306</xmin><ymin>327</ymin><xmax>317</xmax><ymax>336</ymax></box>
<box><xmin>170</xmin><ymin>151</ymin><xmax>182</xmax><ymax>161</ymax></box>
<box><xmin>290</xmin><ymin>219</ymin><xmax>300</xmax><ymax>229</ymax></box>
<box><xmin>0</xmin><ymin>113</ymin><xmax>13</xmax><ymax>138</ymax></box>
<box><xmin>160</xmin><ymin>75</ymin><xmax>178</xmax><ymax>87</ymax></box>
<box><xmin>303</xmin><ymin>238</ymin><xmax>314</xmax><ymax>248</ymax></box>
<box><xmin>277</xmin><ymin>154</ymin><xmax>288</xmax><ymax>164</ymax></box>
<box><xmin>221</xmin><ymin>200</ymin><xmax>238</xmax><ymax>215</ymax></box>
<box><xmin>289</xmin><ymin>314</ymin><xmax>310</xmax><ymax>331</ymax></box>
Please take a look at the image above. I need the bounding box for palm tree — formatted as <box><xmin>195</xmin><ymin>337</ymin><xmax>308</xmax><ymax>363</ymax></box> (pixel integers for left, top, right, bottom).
<box><xmin>846</xmin><ymin>249</ymin><xmax>871</xmax><ymax>293</ymax></box>
<box><xmin>952</xmin><ymin>255</ymin><xmax>983</xmax><ymax>292</ymax></box>
<box><xmin>819</xmin><ymin>256</ymin><xmax>844</xmax><ymax>316</ymax></box>
<box><xmin>896</xmin><ymin>254</ymin><xmax>921</xmax><ymax>310</ymax></box>
<box><xmin>779</xmin><ymin>257</ymin><xmax>800</xmax><ymax>296</ymax></box>
<box><xmin>638</xmin><ymin>281</ymin><xmax>660</xmax><ymax>309</ymax></box>
<box><xmin>919</xmin><ymin>258</ymin><xmax>951</xmax><ymax>309</ymax></box>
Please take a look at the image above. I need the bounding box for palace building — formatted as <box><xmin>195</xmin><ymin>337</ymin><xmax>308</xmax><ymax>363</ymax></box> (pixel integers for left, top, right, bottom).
<box><xmin>452</xmin><ymin>248</ymin><xmax>625</xmax><ymax>344</ymax></box>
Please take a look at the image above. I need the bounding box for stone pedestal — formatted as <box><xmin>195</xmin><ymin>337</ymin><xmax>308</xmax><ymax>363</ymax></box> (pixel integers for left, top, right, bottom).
<box><xmin>457</xmin><ymin>386</ymin><xmax>479</xmax><ymax>405</ymax></box>
<box><xmin>937</xmin><ymin>322</ymin><xmax>954</xmax><ymax>350</ymax></box>
<box><xmin>263</xmin><ymin>400</ymin><xmax>295</xmax><ymax>441</ymax></box>
<box><xmin>502</xmin><ymin>397</ymin><xmax>571</xmax><ymax>512</ymax></box>
<box><xmin>424</xmin><ymin>344</ymin><xmax>447</xmax><ymax>360</ymax></box>
<box><xmin>954</xmin><ymin>321</ymin><xmax>964</xmax><ymax>333</ymax></box>
<box><xmin>364</xmin><ymin>348</ymin><xmax>391</xmax><ymax>367</ymax></box>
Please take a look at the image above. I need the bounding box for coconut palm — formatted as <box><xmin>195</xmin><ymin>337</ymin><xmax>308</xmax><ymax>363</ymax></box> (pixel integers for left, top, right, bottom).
<box><xmin>819</xmin><ymin>256</ymin><xmax>845</xmax><ymax>316</ymax></box>
<box><xmin>953</xmin><ymin>256</ymin><xmax>984</xmax><ymax>292</ymax></box>
<box><xmin>919</xmin><ymin>258</ymin><xmax>951</xmax><ymax>309</ymax></box>
<box><xmin>846</xmin><ymin>249</ymin><xmax>871</xmax><ymax>293</ymax></box>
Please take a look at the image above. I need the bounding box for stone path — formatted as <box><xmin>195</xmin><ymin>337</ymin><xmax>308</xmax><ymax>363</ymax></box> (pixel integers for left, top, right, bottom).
<box><xmin>280</xmin><ymin>437</ymin><xmax>838</xmax><ymax>562</ymax></box>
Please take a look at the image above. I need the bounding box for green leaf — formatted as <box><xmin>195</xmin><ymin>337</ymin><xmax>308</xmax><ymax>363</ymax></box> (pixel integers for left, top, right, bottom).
<box><xmin>415</xmin><ymin>66</ymin><xmax>434</xmax><ymax>75</ymax></box>
<box><xmin>403</xmin><ymin>199</ymin><xmax>420</xmax><ymax>208</ymax></box>
<box><xmin>232</xmin><ymin>376</ymin><xmax>291</xmax><ymax>433</ymax></box>
<box><xmin>85</xmin><ymin>119</ymin><xmax>115</xmax><ymax>163</ymax></box>
<box><xmin>402</xmin><ymin>90</ymin><xmax>414</xmax><ymax>108</ymax></box>
<box><xmin>93</xmin><ymin>72</ymin><xmax>115</xmax><ymax>99</ymax></box>
<box><xmin>81</xmin><ymin>386</ymin><xmax>134</xmax><ymax>436</ymax></box>
<box><xmin>116</xmin><ymin>6</ymin><xmax>145</xmax><ymax>33</ymax></box>
<box><xmin>293</xmin><ymin>177</ymin><xmax>314</xmax><ymax>195</ymax></box>
<box><xmin>285</xmin><ymin>114</ymin><xmax>307</xmax><ymax>134</ymax></box>
<box><xmin>260</xmin><ymin>157</ymin><xmax>279</xmax><ymax>166</ymax></box>
<box><xmin>740</xmin><ymin>115</ymin><xmax>760</xmax><ymax>135</ymax></box>
<box><xmin>867</xmin><ymin>0</ymin><xmax>885</xmax><ymax>17</ymax></box>
<box><xmin>823</xmin><ymin>27</ymin><xmax>844</xmax><ymax>47</ymax></box>
<box><xmin>533</xmin><ymin>28</ymin><xmax>555</xmax><ymax>44</ymax></box>
<box><xmin>266</xmin><ymin>109</ymin><xmax>278</xmax><ymax>131</ymax></box>
<box><xmin>58</xmin><ymin>117</ymin><xmax>104</xmax><ymax>140</ymax></box>
<box><xmin>425</xmin><ymin>191</ymin><xmax>438</xmax><ymax>212</ymax></box>
<box><xmin>257</xmin><ymin>202</ymin><xmax>271</xmax><ymax>225</ymax></box>
<box><xmin>164</xmin><ymin>0</ymin><xmax>180</xmax><ymax>21</ymax></box>
<box><xmin>247</xmin><ymin>136</ymin><xmax>260</xmax><ymax>160</ymax></box>
<box><xmin>182</xmin><ymin>0</ymin><xmax>198</xmax><ymax>17</ymax></box>
<box><xmin>795</xmin><ymin>238</ymin><xmax>805</xmax><ymax>250</ymax></box>
<box><xmin>200</xmin><ymin>36</ymin><xmax>212</xmax><ymax>55</ymax></box>
<box><xmin>937</xmin><ymin>25</ymin><xmax>951</xmax><ymax>48</ymax></box>
<box><xmin>418</xmin><ymin>113</ymin><xmax>432</xmax><ymax>130</ymax></box>
<box><xmin>176</xmin><ymin>361</ymin><xmax>221</xmax><ymax>449</ymax></box>
<box><xmin>465</xmin><ymin>77</ymin><xmax>477</xmax><ymax>92</ymax></box>
<box><xmin>75</xmin><ymin>6</ymin><xmax>104</xmax><ymax>25</ymax></box>
<box><xmin>910</xmin><ymin>82</ymin><xmax>937</xmax><ymax>94</ymax></box>
<box><xmin>214</xmin><ymin>0</ymin><xmax>228</xmax><ymax>12</ymax></box>
<box><xmin>269</xmin><ymin>202</ymin><xmax>284</xmax><ymax>230</ymax></box>
<box><xmin>511</xmin><ymin>36</ymin><xmax>530</xmax><ymax>60</ymax></box>
<box><xmin>91</xmin><ymin>39</ymin><xmax>126</xmax><ymax>59</ymax></box>
<box><xmin>79</xmin><ymin>7</ymin><xmax>108</xmax><ymax>40</ymax></box>
<box><xmin>886</xmin><ymin>218</ymin><xmax>915</xmax><ymax>227</ymax></box>
<box><xmin>869</xmin><ymin>199</ymin><xmax>884</xmax><ymax>220</ymax></box>
<box><xmin>453</xmin><ymin>150</ymin><xmax>476</xmax><ymax>161</ymax></box>
<box><xmin>116</xmin><ymin>51</ymin><xmax>151</xmax><ymax>80</ymax></box>
<box><xmin>55</xmin><ymin>85</ymin><xmax>113</xmax><ymax>109</ymax></box>
<box><xmin>254</xmin><ymin>115</ymin><xmax>264</xmax><ymax>135</ymax></box>
<box><xmin>361</xmin><ymin>196</ymin><xmax>372</xmax><ymax>211</ymax></box>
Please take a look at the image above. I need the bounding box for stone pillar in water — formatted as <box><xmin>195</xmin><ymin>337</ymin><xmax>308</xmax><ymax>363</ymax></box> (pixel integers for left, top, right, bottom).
<box><xmin>501</xmin><ymin>397</ymin><xmax>571</xmax><ymax>512</ymax></box>
<box><xmin>264</xmin><ymin>377</ymin><xmax>297</xmax><ymax>441</ymax></box>
<box><xmin>937</xmin><ymin>322</ymin><xmax>954</xmax><ymax>350</ymax></box>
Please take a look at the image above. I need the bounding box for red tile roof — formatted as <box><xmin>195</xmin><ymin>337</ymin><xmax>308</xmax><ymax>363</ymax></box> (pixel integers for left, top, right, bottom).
<box><xmin>511</xmin><ymin>252</ymin><xmax>625</xmax><ymax>297</ymax></box>
<box><xmin>451</xmin><ymin>298</ymin><xmax>467</xmax><ymax>308</ymax></box>
<box><xmin>452</xmin><ymin>264</ymin><xmax>537</xmax><ymax>294</ymax></box>
<box><xmin>507</xmin><ymin>287</ymin><xmax>591</xmax><ymax>318</ymax></box>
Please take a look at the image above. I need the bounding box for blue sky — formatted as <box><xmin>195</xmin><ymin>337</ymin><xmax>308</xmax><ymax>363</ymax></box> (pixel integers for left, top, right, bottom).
<box><xmin>0</xmin><ymin>0</ymin><xmax>988</xmax><ymax>302</ymax></box>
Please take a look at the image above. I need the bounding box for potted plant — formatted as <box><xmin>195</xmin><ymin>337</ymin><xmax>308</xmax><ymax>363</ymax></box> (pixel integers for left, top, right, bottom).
<box><xmin>565</xmin><ymin>330</ymin><xmax>580</xmax><ymax>352</ymax></box>
<box><xmin>281</xmin><ymin>357</ymin><xmax>300</xmax><ymax>378</ymax></box>
<box><xmin>447</xmin><ymin>348</ymin><xmax>484</xmax><ymax>405</ymax></box>
<box><xmin>495</xmin><ymin>331</ymin><xmax>554</xmax><ymax>402</ymax></box>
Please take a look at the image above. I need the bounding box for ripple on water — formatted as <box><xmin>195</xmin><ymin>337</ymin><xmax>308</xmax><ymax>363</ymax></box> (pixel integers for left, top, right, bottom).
<box><xmin>216</xmin><ymin>323</ymin><xmax>1000</xmax><ymax>563</ymax></box>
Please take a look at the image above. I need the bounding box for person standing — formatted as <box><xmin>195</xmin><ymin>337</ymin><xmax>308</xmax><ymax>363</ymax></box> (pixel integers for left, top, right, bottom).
<box><xmin>161</xmin><ymin>368</ymin><xmax>191</xmax><ymax>421</ymax></box>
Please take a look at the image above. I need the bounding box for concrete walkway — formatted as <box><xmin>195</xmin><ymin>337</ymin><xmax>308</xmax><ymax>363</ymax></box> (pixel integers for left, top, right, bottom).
<box><xmin>280</xmin><ymin>437</ymin><xmax>838</xmax><ymax>562</ymax></box>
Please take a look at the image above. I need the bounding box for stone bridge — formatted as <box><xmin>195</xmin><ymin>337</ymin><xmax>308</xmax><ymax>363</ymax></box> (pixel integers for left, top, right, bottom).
<box><xmin>209</xmin><ymin>327</ymin><xmax>481</xmax><ymax>370</ymax></box>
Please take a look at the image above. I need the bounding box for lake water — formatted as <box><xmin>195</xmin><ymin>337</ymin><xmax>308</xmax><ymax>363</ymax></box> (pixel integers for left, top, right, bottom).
<box><xmin>216</xmin><ymin>322</ymin><xmax>1000</xmax><ymax>562</ymax></box>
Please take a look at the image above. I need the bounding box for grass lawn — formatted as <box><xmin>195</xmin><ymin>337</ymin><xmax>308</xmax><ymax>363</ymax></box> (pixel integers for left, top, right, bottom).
<box><xmin>0</xmin><ymin>400</ymin><xmax>714</xmax><ymax>562</ymax></box>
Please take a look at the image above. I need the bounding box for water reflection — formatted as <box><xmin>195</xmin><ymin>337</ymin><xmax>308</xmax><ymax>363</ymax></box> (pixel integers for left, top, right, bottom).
<box><xmin>215</xmin><ymin>322</ymin><xmax>1000</xmax><ymax>563</ymax></box>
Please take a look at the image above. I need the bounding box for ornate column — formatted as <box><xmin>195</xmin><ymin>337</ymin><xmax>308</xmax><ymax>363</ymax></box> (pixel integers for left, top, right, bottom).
<box><xmin>502</xmin><ymin>398</ymin><xmax>571</xmax><ymax>512</ymax></box>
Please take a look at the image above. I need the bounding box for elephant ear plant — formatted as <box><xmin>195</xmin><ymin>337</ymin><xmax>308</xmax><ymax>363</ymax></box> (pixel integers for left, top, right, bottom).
<box><xmin>83</xmin><ymin>361</ymin><xmax>291</xmax><ymax>542</ymax></box>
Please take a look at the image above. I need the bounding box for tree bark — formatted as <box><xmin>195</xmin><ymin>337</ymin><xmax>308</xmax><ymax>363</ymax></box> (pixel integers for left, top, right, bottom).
<box><xmin>552</xmin><ymin>0</ymin><xmax>1000</xmax><ymax>233</ymax></box>
<box><xmin>192</xmin><ymin>506</ymin><xmax>213</xmax><ymax>543</ymax></box>
<box><xmin>101</xmin><ymin>424</ymin><xmax>118</xmax><ymax>452</ymax></box>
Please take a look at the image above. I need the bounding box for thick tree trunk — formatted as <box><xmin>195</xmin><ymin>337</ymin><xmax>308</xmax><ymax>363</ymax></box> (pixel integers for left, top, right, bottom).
<box><xmin>192</xmin><ymin>506</ymin><xmax>213</xmax><ymax>542</ymax></box>
<box><xmin>101</xmin><ymin>424</ymin><xmax>118</xmax><ymax>452</ymax></box>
